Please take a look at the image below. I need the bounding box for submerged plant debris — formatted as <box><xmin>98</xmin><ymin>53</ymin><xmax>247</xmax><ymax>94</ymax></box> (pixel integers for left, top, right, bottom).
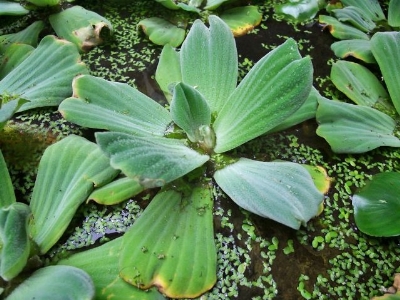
<box><xmin>1</xmin><ymin>0</ymin><xmax>399</xmax><ymax>299</ymax></box>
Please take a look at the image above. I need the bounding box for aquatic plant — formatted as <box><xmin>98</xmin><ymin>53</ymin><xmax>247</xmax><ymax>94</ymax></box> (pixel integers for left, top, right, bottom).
<box><xmin>275</xmin><ymin>0</ymin><xmax>327</xmax><ymax>23</ymax></box>
<box><xmin>59</xmin><ymin>16</ymin><xmax>328</xmax><ymax>297</ymax></box>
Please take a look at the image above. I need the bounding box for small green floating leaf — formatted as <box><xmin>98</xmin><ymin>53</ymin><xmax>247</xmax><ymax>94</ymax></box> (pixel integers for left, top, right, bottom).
<box><xmin>0</xmin><ymin>35</ymin><xmax>88</xmax><ymax>112</ymax></box>
<box><xmin>60</xmin><ymin>75</ymin><xmax>172</xmax><ymax>136</ymax></box>
<box><xmin>49</xmin><ymin>6</ymin><xmax>113</xmax><ymax>52</ymax></box>
<box><xmin>353</xmin><ymin>172</ymin><xmax>400</xmax><ymax>237</ymax></box>
<box><xmin>213</xmin><ymin>38</ymin><xmax>312</xmax><ymax>153</ymax></box>
<box><xmin>371</xmin><ymin>32</ymin><xmax>400</xmax><ymax>115</ymax></box>
<box><xmin>29</xmin><ymin>135</ymin><xmax>119</xmax><ymax>254</ymax></box>
<box><xmin>0</xmin><ymin>1</ymin><xmax>29</xmax><ymax>16</ymax></box>
<box><xmin>275</xmin><ymin>0</ymin><xmax>323</xmax><ymax>23</ymax></box>
<box><xmin>220</xmin><ymin>6</ymin><xmax>262</xmax><ymax>36</ymax></box>
<box><xmin>6</xmin><ymin>265</ymin><xmax>95</xmax><ymax>300</ymax></box>
<box><xmin>388</xmin><ymin>0</ymin><xmax>400</xmax><ymax>27</ymax></box>
<box><xmin>316</xmin><ymin>98</ymin><xmax>400</xmax><ymax>153</ymax></box>
<box><xmin>332</xmin><ymin>6</ymin><xmax>376</xmax><ymax>32</ymax></box>
<box><xmin>0</xmin><ymin>203</ymin><xmax>31</xmax><ymax>281</ymax></box>
<box><xmin>119</xmin><ymin>187</ymin><xmax>216</xmax><ymax>298</ymax></box>
<box><xmin>214</xmin><ymin>158</ymin><xmax>324</xmax><ymax>229</ymax></box>
<box><xmin>331</xmin><ymin>39</ymin><xmax>376</xmax><ymax>63</ymax></box>
<box><xmin>319</xmin><ymin>15</ymin><xmax>369</xmax><ymax>40</ymax></box>
<box><xmin>58</xmin><ymin>238</ymin><xmax>166</xmax><ymax>300</ymax></box>
<box><xmin>341</xmin><ymin>0</ymin><xmax>385</xmax><ymax>22</ymax></box>
<box><xmin>96</xmin><ymin>132</ymin><xmax>210</xmax><ymax>187</ymax></box>
<box><xmin>138</xmin><ymin>17</ymin><xmax>186</xmax><ymax>47</ymax></box>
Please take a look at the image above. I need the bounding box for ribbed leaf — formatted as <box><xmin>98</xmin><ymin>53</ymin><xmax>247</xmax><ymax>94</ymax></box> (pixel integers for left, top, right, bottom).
<box><xmin>137</xmin><ymin>17</ymin><xmax>186</xmax><ymax>47</ymax></box>
<box><xmin>341</xmin><ymin>0</ymin><xmax>385</xmax><ymax>21</ymax></box>
<box><xmin>119</xmin><ymin>187</ymin><xmax>216</xmax><ymax>298</ymax></box>
<box><xmin>331</xmin><ymin>61</ymin><xmax>391</xmax><ymax>108</ymax></box>
<box><xmin>88</xmin><ymin>177</ymin><xmax>144</xmax><ymax>205</ymax></box>
<box><xmin>155</xmin><ymin>44</ymin><xmax>181</xmax><ymax>102</ymax></box>
<box><xmin>180</xmin><ymin>15</ymin><xmax>237</xmax><ymax>113</ymax></box>
<box><xmin>371</xmin><ymin>32</ymin><xmax>400</xmax><ymax>115</ymax></box>
<box><xmin>171</xmin><ymin>82</ymin><xmax>211</xmax><ymax>143</ymax></box>
<box><xmin>59</xmin><ymin>75</ymin><xmax>172</xmax><ymax>137</ymax></box>
<box><xmin>0</xmin><ymin>44</ymin><xmax>34</xmax><ymax>79</ymax></box>
<box><xmin>388</xmin><ymin>0</ymin><xmax>400</xmax><ymax>27</ymax></box>
<box><xmin>220</xmin><ymin>6</ymin><xmax>262</xmax><ymax>36</ymax></box>
<box><xmin>0</xmin><ymin>35</ymin><xmax>88</xmax><ymax>112</ymax></box>
<box><xmin>58</xmin><ymin>238</ymin><xmax>166</xmax><ymax>300</ymax></box>
<box><xmin>331</xmin><ymin>40</ymin><xmax>376</xmax><ymax>63</ymax></box>
<box><xmin>6</xmin><ymin>266</ymin><xmax>94</xmax><ymax>300</ymax></box>
<box><xmin>0</xmin><ymin>21</ymin><xmax>44</xmax><ymax>52</ymax></box>
<box><xmin>0</xmin><ymin>150</ymin><xmax>15</xmax><ymax>208</ymax></box>
<box><xmin>0</xmin><ymin>203</ymin><xmax>31</xmax><ymax>281</ymax></box>
<box><xmin>353</xmin><ymin>172</ymin><xmax>400</xmax><ymax>237</ymax></box>
<box><xmin>332</xmin><ymin>6</ymin><xmax>376</xmax><ymax>32</ymax></box>
<box><xmin>213</xmin><ymin>38</ymin><xmax>312</xmax><ymax>153</ymax></box>
<box><xmin>316</xmin><ymin>98</ymin><xmax>400</xmax><ymax>153</ymax></box>
<box><xmin>96</xmin><ymin>132</ymin><xmax>209</xmax><ymax>187</ymax></box>
<box><xmin>319</xmin><ymin>15</ymin><xmax>369</xmax><ymax>40</ymax></box>
<box><xmin>214</xmin><ymin>158</ymin><xmax>323</xmax><ymax>229</ymax></box>
<box><xmin>0</xmin><ymin>1</ymin><xmax>29</xmax><ymax>16</ymax></box>
<box><xmin>49</xmin><ymin>6</ymin><xmax>113</xmax><ymax>52</ymax></box>
<box><xmin>204</xmin><ymin>0</ymin><xmax>231</xmax><ymax>10</ymax></box>
<box><xmin>29</xmin><ymin>135</ymin><xmax>119</xmax><ymax>254</ymax></box>
<box><xmin>0</xmin><ymin>99</ymin><xmax>29</xmax><ymax>131</ymax></box>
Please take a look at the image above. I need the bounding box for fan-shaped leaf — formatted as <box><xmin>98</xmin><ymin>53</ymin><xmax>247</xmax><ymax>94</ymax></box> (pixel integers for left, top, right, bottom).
<box><xmin>340</xmin><ymin>0</ymin><xmax>385</xmax><ymax>21</ymax></box>
<box><xmin>138</xmin><ymin>17</ymin><xmax>186</xmax><ymax>47</ymax></box>
<box><xmin>319</xmin><ymin>15</ymin><xmax>369</xmax><ymax>40</ymax></box>
<box><xmin>220</xmin><ymin>6</ymin><xmax>262</xmax><ymax>36</ymax></box>
<box><xmin>331</xmin><ymin>40</ymin><xmax>376</xmax><ymax>63</ymax></box>
<box><xmin>0</xmin><ymin>21</ymin><xmax>44</xmax><ymax>52</ymax></box>
<box><xmin>332</xmin><ymin>6</ymin><xmax>376</xmax><ymax>32</ymax></box>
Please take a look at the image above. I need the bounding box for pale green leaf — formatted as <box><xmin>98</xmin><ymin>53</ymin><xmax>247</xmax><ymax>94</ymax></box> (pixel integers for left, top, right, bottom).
<box><xmin>137</xmin><ymin>17</ymin><xmax>185</xmax><ymax>47</ymax></box>
<box><xmin>316</xmin><ymin>98</ymin><xmax>400</xmax><ymax>153</ymax></box>
<box><xmin>0</xmin><ymin>44</ymin><xmax>34</xmax><ymax>79</ymax></box>
<box><xmin>59</xmin><ymin>75</ymin><xmax>172</xmax><ymax>137</ymax></box>
<box><xmin>220</xmin><ymin>6</ymin><xmax>262</xmax><ymax>36</ymax></box>
<box><xmin>0</xmin><ymin>1</ymin><xmax>29</xmax><ymax>16</ymax></box>
<box><xmin>319</xmin><ymin>15</ymin><xmax>370</xmax><ymax>40</ymax></box>
<box><xmin>353</xmin><ymin>172</ymin><xmax>400</xmax><ymax>237</ymax></box>
<box><xmin>0</xmin><ymin>203</ymin><xmax>30</xmax><ymax>281</ymax></box>
<box><xmin>341</xmin><ymin>0</ymin><xmax>385</xmax><ymax>21</ymax></box>
<box><xmin>331</xmin><ymin>40</ymin><xmax>376</xmax><ymax>63</ymax></box>
<box><xmin>171</xmin><ymin>82</ymin><xmax>211</xmax><ymax>143</ymax></box>
<box><xmin>214</xmin><ymin>158</ymin><xmax>323</xmax><ymax>229</ymax></box>
<box><xmin>29</xmin><ymin>135</ymin><xmax>119</xmax><ymax>254</ymax></box>
<box><xmin>96</xmin><ymin>132</ymin><xmax>209</xmax><ymax>188</ymax></box>
<box><xmin>6</xmin><ymin>265</ymin><xmax>94</xmax><ymax>300</ymax></box>
<box><xmin>49</xmin><ymin>6</ymin><xmax>113</xmax><ymax>52</ymax></box>
<box><xmin>26</xmin><ymin>0</ymin><xmax>60</xmax><ymax>6</ymax></box>
<box><xmin>0</xmin><ymin>99</ymin><xmax>29</xmax><ymax>131</ymax></box>
<box><xmin>0</xmin><ymin>150</ymin><xmax>15</xmax><ymax>207</ymax></box>
<box><xmin>58</xmin><ymin>238</ymin><xmax>166</xmax><ymax>300</ymax></box>
<box><xmin>0</xmin><ymin>35</ymin><xmax>88</xmax><ymax>112</ymax></box>
<box><xmin>119</xmin><ymin>187</ymin><xmax>216</xmax><ymax>298</ymax></box>
<box><xmin>371</xmin><ymin>32</ymin><xmax>400</xmax><ymax>115</ymax></box>
<box><xmin>0</xmin><ymin>21</ymin><xmax>44</xmax><ymax>52</ymax></box>
<box><xmin>332</xmin><ymin>6</ymin><xmax>376</xmax><ymax>32</ymax></box>
<box><xmin>388</xmin><ymin>0</ymin><xmax>400</xmax><ymax>27</ymax></box>
<box><xmin>204</xmin><ymin>0</ymin><xmax>232</xmax><ymax>10</ymax></box>
<box><xmin>180</xmin><ymin>15</ymin><xmax>238</xmax><ymax>113</ymax></box>
<box><xmin>213</xmin><ymin>38</ymin><xmax>312</xmax><ymax>153</ymax></box>
<box><xmin>275</xmin><ymin>0</ymin><xmax>322</xmax><ymax>23</ymax></box>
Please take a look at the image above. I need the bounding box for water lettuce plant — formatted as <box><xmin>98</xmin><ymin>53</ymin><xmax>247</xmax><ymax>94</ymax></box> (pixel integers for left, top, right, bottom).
<box><xmin>59</xmin><ymin>16</ymin><xmax>327</xmax><ymax>297</ymax></box>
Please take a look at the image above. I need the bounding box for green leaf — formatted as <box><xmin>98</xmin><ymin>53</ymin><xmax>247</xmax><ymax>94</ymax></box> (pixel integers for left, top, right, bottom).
<box><xmin>58</xmin><ymin>238</ymin><xmax>166</xmax><ymax>300</ymax></box>
<box><xmin>388</xmin><ymin>0</ymin><xmax>400</xmax><ymax>27</ymax></box>
<box><xmin>180</xmin><ymin>15</ymin><xmax>238</xmax><ymax>113</ymax></box>
<box><xmin>0</xmin><ymin>1</ymin><xmax>29</xmax><ymax>16</ymax></box>
<box><xmin>319</xmin><ymin>15</ymin><xmax>369</xmax><ymax>40</ymax></box>
<box><xmin>267</xmin><ymin>86</ymin><xmax>320</xmax><ymax>134</ymax></box>
<box><xmin>316</xmin><ymin>98</ymin><xmax>400</xmax><ymax>153</ymax></box>
<box><xmin>214</xmin><ymin>158</ymin><xmax>323</xmax><ymax>229</ymax></box>
<box><xmin>156</xmin><ymin>0</ymin><xmax>201</xmax><ymax>12</ymax></box>
<box><xmin>219</xmin><ymin>6</ymin><xmax>262</xmax><ymax>36</ymax></box>
<box><xmin>0</xmin><ymin>21</ymin><xmax>44</xmax><ymax>52</ymax></box>
<box><xmin>301</xmin><ymin>164</ymin><xmax>331</xmax><ymax>195</ymax></box>
<box><xmin>331</xmin><ymin>61</ymin><xmax>391</xmax><ymax>108</ymax></box>
<box><xmin>96</xmin><ymin>132</ymin><xmax>210</xmax><ymax>188</ymax></box>
<box><xmin>119</xmin><ymin>187</ymin><xmax>216</xmax><ymax>298</ymax></box>
<box><xmin>88</xmin><ymin>177</ymin><xmax>144</xmax><ymax>205</ymax></box>
<box><xmin>213</xmin><ymin>38</ymin><xmax>312</xmax><ymax>153</ymax></box>
<box><xmin>29</xmin><ymin>135</ymin><xmax>119</xmax><ymax>254</ymax></box>
<box><xmin>331</xmin><ymin>40</ymin><xmax>376</xmax><ymax>63</ymax></box>
<box><xmin>6</xmin><ymin>265</ymin><xmax>94</xmax><ymax>300</ymax></box>
<box><xmin>155</xmin><ymin>44</ymin><xmax>181</xmax><ymax>102</ymax></box>
<box><xmin>275</xmin><ymin>0</ymin><xmax>323</xmax><ymax>23</ymax></box>
<box><xmin>353</xmin><ymin>172</ymin><xmax>400</xmax><ymax>237</ymax></box>
<box><xmin>59</xmin><ymin>75</ymin><xmax>172</xmax><ymax>137</ymax></box>
<box><xmin>49</xmin><ymin>6</ymin><xmax>113</xmax><ymax>52</ymax></box>
<box><xmin>0</xmin><ymin>150</ymin><xmax>15</xmax><ymax>207</ymax></box>
<box><xmin>26</xmin><ymin>0</ymin><xmax>60</xmax><ymax>6</ymax></box>
<box><xmin>0</xmin><ymin>43</ymin><xmax>34</xmax><ymax>80</ymax></box>
<box><xmin>332</xmin><ymin>6</ymin><xmax>376</xmax><ymax>32</ymax></box>
<box><xmin>0</xmin><ymin>35</ymin><xmax>88</xmax><ymax>112</ymax></box>
<box><xmin>371</xmin><ymin>32</ymin><xmax>400</xmax><ymax>115</ymax></box>
<box><xmin>204</xmin><ymin>0</ymin><xmax>232</xmax><ymax>10</ymax></box>
<box><xmin>0</xmin><ymin>203</ymin><xmax>31</xmax><ymax>281</ymax></box>
<box><xmin>340</xmin><ymin>0</ymin><xmax>385</xmax><ymax>22</ymax></box>
<box><xmin>0</xmin><ymin>99</ymin><xmax>29</xmax><ymax>131</ymax></box>
<box><xmin>138</xmin><ymin>17</ymin><xmax>186</xmax><ymax>47</ymax></box>
<box><xmin>171</xmin><ymin>82</ymin><xmax>212</xmax><ymax>144</ymax></box>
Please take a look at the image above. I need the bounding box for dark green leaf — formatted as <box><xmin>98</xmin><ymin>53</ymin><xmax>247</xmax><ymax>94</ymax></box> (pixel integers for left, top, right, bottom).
<box><xmin>138</xmin><ymin>17</ymin><xmax>186</xmax><ymax>47</ymax></box>
<box><xmin>275</xmin><ymin>0</ymin><xmax>323</xmax><ymax>23</ymax></box>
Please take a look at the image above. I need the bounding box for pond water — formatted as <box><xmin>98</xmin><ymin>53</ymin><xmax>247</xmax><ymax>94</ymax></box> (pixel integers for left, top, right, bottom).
<box><xmin>1</xmin><ymin>0</ymin><xmax>399</xmax><ymax>299</ymax></box>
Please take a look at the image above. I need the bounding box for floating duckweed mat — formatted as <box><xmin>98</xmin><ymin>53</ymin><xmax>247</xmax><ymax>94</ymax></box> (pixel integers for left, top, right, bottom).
<box><xmin>1</xmin><ymin>0</ymin><xmax>399</xmax><ymax>299</ymax></box>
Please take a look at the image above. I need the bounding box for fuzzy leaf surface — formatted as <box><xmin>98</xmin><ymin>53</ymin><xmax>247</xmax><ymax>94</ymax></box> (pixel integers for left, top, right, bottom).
<box><xmin>119</xmin><ymin>187</ymin><xmax>216</xmax><ymax>298</ymax></box>
<box><xmin>340</xmin><ymin>0</ymin><xmax>385</xmax><ymax>21</ymax></box>
<box><xmin>0</xmin><ymin>21</ymin><xmax>44</xmax><ymax>52</ymax></box>
<box><xmin>213</xmin><ymin>38</ymin><xmax>312</xmax><ymax>153</ymax></box>
<box><xmin>214</xmin><ymin>158</ymin><xmax>323</xmax><ymax>229</ymax></box>
<box><xmin>0</xmin><ymin>44</ymin><xmax>34</xmax><ymax>79</ymax></box>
